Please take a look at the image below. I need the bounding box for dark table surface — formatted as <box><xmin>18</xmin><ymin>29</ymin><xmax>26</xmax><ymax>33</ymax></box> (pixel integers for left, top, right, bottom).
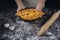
<box><xmin>0</xmin><ymin>7</ymin><xmax>60</xmax><ymax>40</ymax></box>
<box><xmin>0</xmin><ymin>0</ymin><xmax>60</xmax><ymax>40</ymax></box>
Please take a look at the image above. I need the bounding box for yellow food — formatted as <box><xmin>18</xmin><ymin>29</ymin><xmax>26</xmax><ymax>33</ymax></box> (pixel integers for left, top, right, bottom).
<box><xmin>15</xmin><ymin>9</ymin><xmax>44</xmax><ymax>20</ymax></box>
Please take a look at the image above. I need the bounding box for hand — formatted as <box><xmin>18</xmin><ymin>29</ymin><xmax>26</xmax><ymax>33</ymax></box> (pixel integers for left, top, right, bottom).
<box><xmin>36</xmin><ymin>0</ymin><xmax>46</xmax><ymax>11</ymax></box>
<box><xmin>35</xmin><ymin>8</ymin><xmax>42</xmax><ymax>11</ymax></box>
<box><xmin>15</xmin><ymin>0</ymin><xmax>25</xmax><ymax>12</ymax></box>
<box><xmin>17</xmin><ymin>6</ymin><xmax>25</xmax><ymax>12</ymax></box>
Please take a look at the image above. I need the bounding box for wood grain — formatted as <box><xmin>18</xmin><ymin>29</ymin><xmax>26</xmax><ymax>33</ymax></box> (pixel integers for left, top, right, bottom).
<box><xmin>37</xmin><ymin>10</ymin><xmax>60</xmax><ymax>36</ymax></box>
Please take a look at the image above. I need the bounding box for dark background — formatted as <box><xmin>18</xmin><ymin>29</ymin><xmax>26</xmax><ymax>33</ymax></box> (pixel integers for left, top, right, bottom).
<box><xmin>46</xmin><ymin>0</ymin><xmax>60</xmax><ymax>9</ymax></box>
<box><xmin>0</xmin><ymin>0</ymin><xmax>60</xmax><ymax>12</ymax></box>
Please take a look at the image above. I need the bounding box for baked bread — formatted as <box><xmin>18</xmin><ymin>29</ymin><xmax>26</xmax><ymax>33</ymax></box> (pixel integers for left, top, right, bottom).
<box><xmin>15</xmin><ymin>8</ymin><xmax>44</xmax><ymax>20</ymax></box>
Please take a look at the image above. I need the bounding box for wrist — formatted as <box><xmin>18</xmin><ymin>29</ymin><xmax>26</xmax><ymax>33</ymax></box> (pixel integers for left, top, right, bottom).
<box><xmin>18</xmin><ymin>6</ymin><xmax>25</xmax><ymax>9</ymax></box>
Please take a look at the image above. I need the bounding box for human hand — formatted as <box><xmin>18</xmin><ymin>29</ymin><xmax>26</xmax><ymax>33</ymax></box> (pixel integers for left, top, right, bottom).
<box><xmin>17</xmin><ymin>6</ymin><xmax>25</xmax><ymax>12</ymax></box>
<box><xmin>15</xmin><ymin>0</ymin><xmax>25</xmax><ymax>12</ymax></box>
<box><xmin>36</xmin><ymin>0</ymin><xmax>46</xmax><ymax>11</ymax></box>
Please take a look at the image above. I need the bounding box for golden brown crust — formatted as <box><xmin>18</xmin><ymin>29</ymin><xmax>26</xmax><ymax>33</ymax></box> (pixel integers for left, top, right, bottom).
<box><xmin>15</xmin><ymin>9</ymin><xmax>44</xmax><ymax>20</ymax></box>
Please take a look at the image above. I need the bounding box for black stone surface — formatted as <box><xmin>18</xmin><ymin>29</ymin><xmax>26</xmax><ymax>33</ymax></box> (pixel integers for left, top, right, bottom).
<box><xmin>0</xmin><ymin>8</ymin><xmax>60</xmax><ymax>40</ymax></box>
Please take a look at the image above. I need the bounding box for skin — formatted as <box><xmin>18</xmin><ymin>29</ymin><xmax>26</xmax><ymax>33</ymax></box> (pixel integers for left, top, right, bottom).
<box><xmin>15</xmin><ymin>0</ymin><xmax>25</xmax><ymax>12</ymax></box>
<box><xmin>36</xmin><ymin>0</ymin><xmax>46</xmax><ymax>11</ymax></box>
<box><xmin>15</xmin><ymin>0</ymin><xmax>46</xmax><ymax>12</ymax></box>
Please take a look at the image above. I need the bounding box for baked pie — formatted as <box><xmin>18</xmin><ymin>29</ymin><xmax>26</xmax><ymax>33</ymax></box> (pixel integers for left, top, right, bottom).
<box><xmin>15</xmin><ymin>8</ymin><xmax>44</xmax><ymax>20</ymax></box>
